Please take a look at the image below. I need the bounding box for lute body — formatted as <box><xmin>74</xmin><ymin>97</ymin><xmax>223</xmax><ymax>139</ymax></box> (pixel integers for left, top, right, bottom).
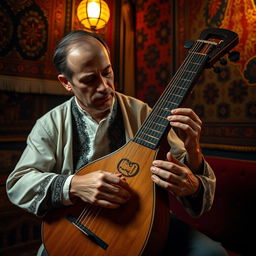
<box><xmin>43</xmin><ymin>141</ymin><xmax>170</xmax><ymax>256</ymax></box>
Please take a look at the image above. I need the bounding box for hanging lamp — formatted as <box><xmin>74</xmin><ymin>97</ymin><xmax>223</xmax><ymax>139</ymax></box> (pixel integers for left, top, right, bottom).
<box><xmin>77</xmin><ymin>0</ymin><xmax>110</xmax><ymax>31</ymax></box>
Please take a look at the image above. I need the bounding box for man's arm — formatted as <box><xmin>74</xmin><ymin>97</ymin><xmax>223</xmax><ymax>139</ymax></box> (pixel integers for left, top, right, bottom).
<box><xmin>150</xmin><ymin>108</ymin><xmax>216</xmax><ymax>217</ymax></box>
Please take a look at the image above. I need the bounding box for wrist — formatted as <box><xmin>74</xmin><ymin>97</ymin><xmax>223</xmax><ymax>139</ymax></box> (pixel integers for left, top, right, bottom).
<box><xmin>185</xmin><ymin>149</ymin><xmax>203</xmax><ymax>172</ymax></box>
<box><xmin>69</xmin><ymin>175</ymin><xmax>79</xmax><ymax>200</ymax></box>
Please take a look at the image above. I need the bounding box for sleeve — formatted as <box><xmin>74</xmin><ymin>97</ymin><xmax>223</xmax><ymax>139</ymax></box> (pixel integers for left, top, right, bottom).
<box><xmin>167</xmin><ymin>129</ymin><xmax>216</xmax><ymax>217</ymax></box>
<box><xmin>6</xmin><ymin>118</ymin><xmax>71</xmax><ymax>217</ymax></box>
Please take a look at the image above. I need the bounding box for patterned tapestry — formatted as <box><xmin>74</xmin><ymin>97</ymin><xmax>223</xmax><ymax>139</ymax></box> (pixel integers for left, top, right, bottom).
<box><xmin>135</xmin><ymin>0</ymin><xmax>256</xmax><ymax>151</ymax></box>
<box><xmin>135</xmin><ymin>0</ymin><xmax>173</xmax><ymax>107</ymax></box>
<box><xmin>0</xmin><ymin>0</ymin><xmax>117</xmax><ymax>140</ymax></box>
<box><xmin>181</xmin><ymin>0</ymin><xmax>256</xmax><ymax>150</ymax></box>
<box><xmin>0</xmin><ymin>0</ymin><xmax>115</xmax><ymax>94</ymax></box>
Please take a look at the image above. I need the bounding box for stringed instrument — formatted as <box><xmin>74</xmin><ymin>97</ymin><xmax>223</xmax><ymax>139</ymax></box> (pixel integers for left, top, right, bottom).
<box><xmin>42</xmin><ymin>28</ymin><xmax>238</xmax><ymax>256</ymax></box>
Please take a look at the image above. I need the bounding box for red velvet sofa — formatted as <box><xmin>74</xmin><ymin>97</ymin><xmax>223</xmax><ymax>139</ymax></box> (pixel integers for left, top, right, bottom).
<box><xmin>170</xmin><ymin>155</ymin><xmax>256</xmax><ymax>256</ymax></box>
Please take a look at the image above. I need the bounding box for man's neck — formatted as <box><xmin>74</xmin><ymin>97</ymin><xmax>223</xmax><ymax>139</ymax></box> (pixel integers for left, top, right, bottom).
<box><xmin>74</xmin><ymin>97</ymin><xmax>113</xmax><ymax>123</ymax></box>
<box><xmin>91</xmin><ymin>109</ymin><xmax>111</xmax><ymax>123</ymax></box>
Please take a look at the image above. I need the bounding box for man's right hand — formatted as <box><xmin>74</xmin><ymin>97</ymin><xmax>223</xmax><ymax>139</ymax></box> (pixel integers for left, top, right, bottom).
<box><xmin>69</xmin><ymin>171</ymin><xmax>131</xmax><ymax>208</ymax></box>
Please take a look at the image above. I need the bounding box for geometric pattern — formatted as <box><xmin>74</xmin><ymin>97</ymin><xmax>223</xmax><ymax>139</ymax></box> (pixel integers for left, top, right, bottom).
<box><xmin>135</xmin><ymin>0</ymin><xmax>256</xmax><ymax>149</ymax></box>
<box><xmin>15</xmin><ymin>4</ymin><xmax>48</xmax><ymax>60</ymax></box>
<box><xmin>135</xmin><ymin>0</ymin><xmax>173</xmax><ymax>107</ymax></box>
<box><xmin>0</xmin><ymin>0</ymin><xmax>67</xmax><ymax>80</ymax></box>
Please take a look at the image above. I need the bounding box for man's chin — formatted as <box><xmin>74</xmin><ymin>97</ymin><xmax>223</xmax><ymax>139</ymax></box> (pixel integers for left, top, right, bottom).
<box><xmin>94</xmin><ymin>98</ymin><xmax>113</xmax><ymax>112</ymax></box>
<box><xmin>96</xmin><ymin>95</ymin><xmax>113</xmax><ymax>106</ymax></box>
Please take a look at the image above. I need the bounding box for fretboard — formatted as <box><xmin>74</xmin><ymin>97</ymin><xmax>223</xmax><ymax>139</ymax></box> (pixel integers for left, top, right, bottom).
<box><xmin>133</xmin><ymin>51</ymin><xmax>208</xmax><ymax>149</ymax></box>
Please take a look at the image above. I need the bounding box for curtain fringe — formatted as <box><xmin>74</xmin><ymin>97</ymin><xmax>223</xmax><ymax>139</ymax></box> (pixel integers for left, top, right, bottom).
<box><xmin>0</xmin><ymin>75</ymin><xmax>69</xmax><ymax>95</ymax></box>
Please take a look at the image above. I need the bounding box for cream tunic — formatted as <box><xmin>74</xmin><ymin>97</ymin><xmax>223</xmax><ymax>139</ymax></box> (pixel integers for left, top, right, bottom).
<box><xmin>6</xmin><ymin>92</ymin><xmax>215</xmax><ymax>217</ymax></box>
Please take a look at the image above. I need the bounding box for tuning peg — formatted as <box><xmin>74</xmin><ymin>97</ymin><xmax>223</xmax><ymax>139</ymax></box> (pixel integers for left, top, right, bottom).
<box><xmin>219</xmin><ymin>58</ymin><xmax>227</xmax><ymax>65</ymax></box>
<box><xmin>228</xmin><ymin>51</ymin><xmax>240</xmax><ymax>62</ymax></box>
<box><xmin>184</xmin><ymin>40</ymin><xmax>194</xmax><ymax>49</ymax></box>
<box><xmin>213</xmin><ymin>66</ymin><xmax>221</xmax><ymax>73</ymax></box>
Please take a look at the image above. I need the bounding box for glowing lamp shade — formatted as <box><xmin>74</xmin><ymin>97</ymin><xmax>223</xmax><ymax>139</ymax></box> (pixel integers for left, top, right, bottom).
<box><xmin>77</xmin><ymin>0</ymin><xmax>110</xmax><ymax>31</ymax></box>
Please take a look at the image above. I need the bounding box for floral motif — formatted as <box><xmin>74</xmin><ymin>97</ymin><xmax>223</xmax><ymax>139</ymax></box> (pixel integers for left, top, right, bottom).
<box><xmin>228</xmin><ymin>80</ymin><xmax>248</xmax><ymax>103</ymax></box>
<box><xmin>137</xmin><ymin>67</ymin><xmax>148</xmax><ymax>86</ymax></box>
<box><xmin>144</xmin><ymin>44</ymin><xmax>160</xmax><ymax>68</ymax></box>
<box><xmin>217</xmin><ymin>103</ymin><xmax>230</xmax><ymax>119</ymax></box>
<box><xmin>15</xmin><ymin>4</ymin><xmax>48</xmax><ymax>60</ymax></box>
<box><xmin>144</xmin><ymin>3</ymin><xmax>159</xmax><ymax>28</ymax></box>
<box><xmin>203</xmin><ymin>83</ymin><xmax>219</xmax><ymax>104</ymax></box>
<box><xmin>156</xmin><ymin>21</ymin><xmax>170</xmax><ymax>45</ymax></box>
<box><xmin>217</xmin><ymin>66</ymin><xmax>231</xmax><ymax>82</ymax></box>
<box><xmin>136</xmin><ymin>29</ymin><xmax>148</xmax><ymax>51</ymax></box>
<box><xmin>246</xmin><ymin>101</ymin><xmax>256</xmax><ymax>119</ymax></box>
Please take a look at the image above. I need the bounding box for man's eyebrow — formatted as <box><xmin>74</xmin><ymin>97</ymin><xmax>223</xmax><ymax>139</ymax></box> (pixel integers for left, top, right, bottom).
<box><xmin>102</xmin><ymin>64</ymin><xmax>112</xmax><ymax>71</ymax></box>
<box><xmin>78</xmin><ymin>65</ymin><xmax>112</xmax><ymax>81</ymax></box>
<box><xmin>79</xmin><ymin>73</ymin><xmax>95</xmax><ymax>81</ymax></box>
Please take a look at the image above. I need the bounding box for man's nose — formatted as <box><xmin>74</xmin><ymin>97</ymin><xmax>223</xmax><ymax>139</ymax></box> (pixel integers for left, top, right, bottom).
<box><xmin>97</xmin><ymin>75</ymin><xmax>108</xmax><ymax>91</ymax></box>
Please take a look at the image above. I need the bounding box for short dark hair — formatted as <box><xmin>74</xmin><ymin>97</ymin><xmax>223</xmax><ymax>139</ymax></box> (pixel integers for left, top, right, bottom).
<box><xmin>53</xmin><ymin>30</ymin><xmax>110</xmax><ymax>81</ymax></box>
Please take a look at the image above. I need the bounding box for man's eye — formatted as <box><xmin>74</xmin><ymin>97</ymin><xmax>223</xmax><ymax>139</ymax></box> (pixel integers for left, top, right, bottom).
<box><xmin>83</xmin><ymin>76</ymin><xmax>96</xmax><ymax>84</ymax></box>
<box><xmin>103</xmin><ymin>71</ymin><xmax>112</xmax><ymax>77</ymax></box>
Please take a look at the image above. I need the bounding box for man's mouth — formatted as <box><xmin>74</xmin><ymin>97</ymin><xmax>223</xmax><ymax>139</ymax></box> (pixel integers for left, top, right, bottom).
<box><xmin>96</xmin><ymin>94</ymin><xmax>112</xmax><ymax>102</ymax></box>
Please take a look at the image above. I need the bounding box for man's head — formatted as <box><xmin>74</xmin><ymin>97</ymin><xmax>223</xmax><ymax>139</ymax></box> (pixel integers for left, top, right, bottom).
<box><xmin>54</xmin><ymin>30</ymin><xmax>115</xmax><ymax>121</ymax></box>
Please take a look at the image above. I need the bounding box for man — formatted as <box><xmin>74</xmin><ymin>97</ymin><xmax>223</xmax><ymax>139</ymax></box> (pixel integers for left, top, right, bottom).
<box><xmin>6</xmin><ymin>30</ymin><xmax>227</xmax><ymax>255</ymax></box>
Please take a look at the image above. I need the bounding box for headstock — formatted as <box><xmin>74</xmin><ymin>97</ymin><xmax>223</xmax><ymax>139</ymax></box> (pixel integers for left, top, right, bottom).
<box><xmin>188</xmin><ymin>28</ymin><xmax>239</xmax><ymax>68</ymax></box>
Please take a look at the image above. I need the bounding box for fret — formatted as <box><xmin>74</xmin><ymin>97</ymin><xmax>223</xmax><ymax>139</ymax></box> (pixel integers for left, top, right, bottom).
<box><xmin>145</xmin><ymin>127</ymin><xmax>161</xmax><ymax>134</ymax></box>
<box><xmin>161</xmin><ymin>99</ymin><xmax>179</xmax><ymax>107</ymax></box>
<box><xmin>184</xmin><ymin>70</ymin><xmax>196</xmax><ymax>74</ymax></box>
<box><xmin>174</xmin><ymin>85</ymin><xmax>187</xmax><ymax>90</ymax></box>
<box><xmin>152</xmin><ymin>121</ymin><xmax>167</xmax><ymax>128</ymax></box>
<box><xmin>180</xmin><ymin>78</ymin><xmax>192</xmax><ymax>83</ymax></box>
<box><xmin>133</xmin><ymin>52</ymin><xmax>209</xmax><ymax>149</ymax></box>
<box><xmin>136</xmin><ymin>136</ymin><xmax>157</xmax><ymax>145</ymax></box>
<box><xmin>141</xmin><ymin>132</ymin><xmax>158</xmax><ymax>140</ymax></box>
<box><xmin>154</xmin><ymin>106</ymin><xmax>171</xmax><ymax>113</ymax></box>
<box><xmin>135</xmin><ymin>125</ymin><xmax>165</xmax><ymax>142</ymax></box>
<box><xmin>154</xmin><ymin>114</ymin><xmax>168</xmax><ymax>120</ymax></box>
<box><xmin>135</xmin><ymin>137</ymin><xmax>157</xmax><ymax>149</ymax></box>
<box><xmin>172</xmin><ymin>93</ymin><xmax>183</xmax><ymax>98</ymax></box>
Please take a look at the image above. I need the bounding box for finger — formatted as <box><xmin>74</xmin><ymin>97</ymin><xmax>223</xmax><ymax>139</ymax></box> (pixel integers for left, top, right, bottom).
<box><xmin>94</xmin><ymin>199</ymin><xmax>121</xmax><ymax>209</ymax></box>
<box><xmin>168</xmin><ymin>114</ymin><xmax>201</xmax><ymax>133</ymax></box>
<box><xmin>168</xmin><ymin>108</ymin><xmax>202</xmax><ymax>129</ymax></box>
<box><xmin>166</xmin><ymin>152</ymin><xmax>185</xmax><ymax>167</ymax></box>
<box><xmin>101</xmin><ymin>182</ymin><xmax>131</xmax><ymax>200</ymax></box>
<box><xmin>104</xmin><ymin>172</ymin><xmax>130</xmax><ymax>189</ymax></box>
<box><xmin>151</xmin><ymin>167</ymin><xmax>183</xmax><ymax>186</ymax></box>
<box><xmin>171</xmin><ymin>108</ymin><xmax>202</xmax><ymax>124</ymax></box>
<box><xmin>153</xmin><ymin>154</ymin><xmax>185</xmax><ymax>171</ymax></box>
<box><xmin>98</xmin><ymin>189</ymin><xmax>130</xmax><ymax>204</ymax></box>
<box><xmin>151</xmin><ymin>174</ymin><xmax>180</xmax><ymax>194</ymax></box>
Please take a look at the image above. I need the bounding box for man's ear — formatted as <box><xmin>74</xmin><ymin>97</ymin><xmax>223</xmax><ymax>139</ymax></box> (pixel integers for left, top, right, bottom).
<box><xmin>58</xmin><ymin>74</ymin><xmax>72</xmax><ymax>92</ymax></box>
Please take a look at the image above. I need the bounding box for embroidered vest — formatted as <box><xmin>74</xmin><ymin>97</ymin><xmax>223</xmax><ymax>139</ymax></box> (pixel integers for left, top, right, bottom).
<box><xmin>71</xmin><ymin>97</ymin><xmax>126</xmax><ymax>171</ymax></box>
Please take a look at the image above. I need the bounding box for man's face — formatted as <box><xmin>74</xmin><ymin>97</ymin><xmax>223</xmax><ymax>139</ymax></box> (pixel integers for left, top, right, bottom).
<box><xmin>60</xmin><ymin>38</ymin><xmax>115</xmax><ymax>119</ymax></box>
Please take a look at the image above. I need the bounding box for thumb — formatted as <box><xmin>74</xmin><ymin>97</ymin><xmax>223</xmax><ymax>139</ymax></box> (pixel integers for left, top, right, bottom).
<box><xmin>166</xmin><ymin>152</ymin><xmax>185</xmax><ymax>167</ymax></box>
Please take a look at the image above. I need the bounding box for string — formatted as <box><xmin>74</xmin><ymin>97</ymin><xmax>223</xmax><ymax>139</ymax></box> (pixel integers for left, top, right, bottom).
<box><xmin>77</xmin><ymin>144</ymin><xmax>142</xmax><ymax>231</ymax></box>
<box><xmin>135</xmin><ymin>40</ymin><xmax>212</xmax><ymax>148</ymax></box>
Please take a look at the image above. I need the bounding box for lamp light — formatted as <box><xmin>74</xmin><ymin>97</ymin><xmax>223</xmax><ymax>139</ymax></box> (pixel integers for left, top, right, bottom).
<box><xmin>77</xmin><ymin>0</ymin><xmax>110</xmax><ymax>31</ymax></box>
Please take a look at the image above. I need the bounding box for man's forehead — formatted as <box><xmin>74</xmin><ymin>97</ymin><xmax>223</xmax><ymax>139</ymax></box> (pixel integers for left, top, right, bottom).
<box><xmin>67</xmin><ymin>38</ymin><xmax>110</xmax><ymax>72</ymax></box>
